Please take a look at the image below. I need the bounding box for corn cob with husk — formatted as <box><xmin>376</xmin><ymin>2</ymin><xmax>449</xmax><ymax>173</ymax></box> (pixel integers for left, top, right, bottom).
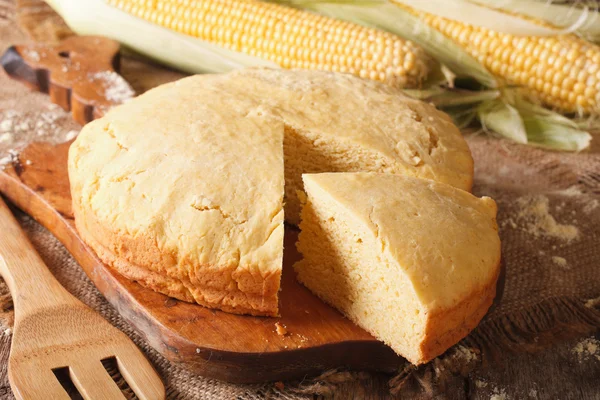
<box><xmin>283</xmin><ymin>0</ymin><xmax>596</xmax><ymax>151</ymax></box>
<box><xmin>394</xmin><ymin>1</ymin><xmax>600</xmax><ymax>115</ymax></box>
<box><xmin>47</xmin><ymin>0</ymin><xmax>434</xmax><ymax>89</ymax></box>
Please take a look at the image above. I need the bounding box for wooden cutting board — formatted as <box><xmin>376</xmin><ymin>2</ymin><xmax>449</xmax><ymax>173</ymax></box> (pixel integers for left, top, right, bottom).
<box><xmin>0</xmin><ymin>37</ymin><xmax>401</xmax><ymax>383</ymax></box>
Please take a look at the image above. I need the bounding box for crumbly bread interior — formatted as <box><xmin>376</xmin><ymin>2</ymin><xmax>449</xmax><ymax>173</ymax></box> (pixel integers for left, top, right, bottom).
<box><xmin>295</xmin><ymin>185</ymin><xmax>427</xmax><ymax>363</ymax></box>
<box><xmin>284</xmin><ymin>125</ymin><xmax>398</xmax><ymax>225</ymax></box>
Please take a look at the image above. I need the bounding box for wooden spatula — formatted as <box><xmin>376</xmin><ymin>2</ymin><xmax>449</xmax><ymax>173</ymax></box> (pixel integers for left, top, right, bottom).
<box><xmin>0</xmin><ymin>197</ymin><xmax>164</xmax><ymax>400</ymax></box>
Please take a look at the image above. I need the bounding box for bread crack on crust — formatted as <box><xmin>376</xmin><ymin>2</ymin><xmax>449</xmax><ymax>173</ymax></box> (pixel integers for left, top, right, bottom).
<box><xmin>69</xmin><ymin>68</ymin><xmax>475</xmax><ymax>317</ymax></box>
<box><xmin>189</xmin><ymin>196</ymin><xmax>248</xmax><ymax>224</ymax></box>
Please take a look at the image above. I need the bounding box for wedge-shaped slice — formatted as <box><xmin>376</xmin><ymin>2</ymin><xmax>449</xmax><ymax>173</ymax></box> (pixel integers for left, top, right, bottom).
<box><xmin>295</xmin><ymin>172</ymin><xmax>501</xmax><ymax>363</ymax></box>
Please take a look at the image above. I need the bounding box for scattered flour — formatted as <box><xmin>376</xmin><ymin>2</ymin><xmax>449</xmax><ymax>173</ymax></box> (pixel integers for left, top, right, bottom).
<box><xmin>490</xmin><ymin>386</ymin><xmax>508</xmax><ymax>400</ymax></box>
<box><xmin>498</xmin><ymin>165</ymin><xmax>510</xmax><ymax>176</ymax></box>
<box><xmin>555</xmin><ymin>187</ymin><xmax>583</xmax><ymax>197</ymax></box>
<box><xmin>22</xmin><ymin>48</ymin><xmax>40</xmax><ymax>62</ymax></box>
<box><xmin>554</xmin><ymin>186</ymin><xmax>598</xmax><ymax>215</ymax></box>
<box><xmin>0</xmin><ymin>133</ymin><xmax>12</xmax><ymax>144</ymax></box>
<box><xmin>528</xmin><ymin>388</ymin><xmax>538</xmax><ymax>398</ymax></box>
<box><xmin>0</xmin><ymin>119</ymin><xmax>13</xmax><ymax>132</ymax></box>
<box><xmin>583</xmin><ymin>199</ymin><xmax>599</xmax><ymax>214</ymax></box>
<box><xmin>572</xmin><ymin>337</ymin><xmax>600</xmax><ymax>362</ymax></box>
<box><xmin>0</xmin><ymin>105</ymin><xmax>76</xmax><ymax>167</ymax></box>
<box><xmin>506</xmin><ymin>195</ymin><xmax>579</xmax><ymax>241</ymax></box>
<box><xmin>89</xmin><ymin>71</ymin><xmax>135</xmax><ymax>104</ymax></box>
<box><xmin>551</xmin><ymin>256</ymin><xmax>568</xmax><ymax>268</ymax></box>
<box><xmin>451</xmin><ymin>345</ymin><xmax>479</xmax><ymax>363</ymax></box>
<box><xmin>475</xmin><ymin>379</ymin><xmax>488</xmax><ymax>388</ymax></box>
<box><xmin>3</xmin><ymin>328</ymin><xmax>11</xmax><ymax>336</ymax></box>
<box><xmin>64</xmin><ymin>130</ymin><xmax>79</xmax><ymax>141</ymax></box>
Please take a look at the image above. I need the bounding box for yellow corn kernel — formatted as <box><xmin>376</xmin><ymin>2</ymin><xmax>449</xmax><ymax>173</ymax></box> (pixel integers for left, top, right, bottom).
<box><xmin>107</xmin><ymin>0</ymin><xmax>432</xmax><ymax>88</ymax></box>
<box><xmin>395</xmin><ymin>2</ymin><xmax>600</xmax><ymax>114</ymax></box>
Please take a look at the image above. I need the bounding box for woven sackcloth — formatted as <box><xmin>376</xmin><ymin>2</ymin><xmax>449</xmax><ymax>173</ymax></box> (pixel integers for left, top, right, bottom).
<box><xmin>0</xmin><ymin>1</ymin><xmax>599</xmax><ymax>398</ymax></box>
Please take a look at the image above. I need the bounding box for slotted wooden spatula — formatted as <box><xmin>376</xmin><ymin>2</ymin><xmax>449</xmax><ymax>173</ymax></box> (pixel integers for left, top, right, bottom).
<box><xmin>0</xmin><ymin>197</ymin><xmax>165</xmax><ymax>400</ymax></box>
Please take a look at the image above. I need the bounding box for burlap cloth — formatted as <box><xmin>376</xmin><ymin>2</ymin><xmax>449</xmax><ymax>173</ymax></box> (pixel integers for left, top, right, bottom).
<box><xmin>1</xmin><ymin>1</ymin><xmax>600</xmax><ymax>398</ymax></box>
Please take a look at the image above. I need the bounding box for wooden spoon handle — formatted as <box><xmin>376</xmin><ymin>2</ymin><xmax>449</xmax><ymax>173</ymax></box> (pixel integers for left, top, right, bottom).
<box><xmin>0</xmin><ymin>197</ymin><xmax>74</xmax><ymax>317</ymax></box>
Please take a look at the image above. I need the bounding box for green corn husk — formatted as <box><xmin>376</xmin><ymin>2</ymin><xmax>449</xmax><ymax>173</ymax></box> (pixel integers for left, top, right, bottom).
<box><xmin>476</xmin><ymin>94</ymin><xmax>592</xmax><ymax>151</ymax></box>
<box><xmin>477</xmin><ymin>99</ymin><xmax>528</xmax><ymax>144</ymax></box>
<box><xmin>45</xmin><ymin>0</ymin><xmax>276</xmax><ymax>74</ymax></box>
<box><xmin>278</xmin><ymin>0</ymin><xmax>593</xmax><ymax>151</ymax></box>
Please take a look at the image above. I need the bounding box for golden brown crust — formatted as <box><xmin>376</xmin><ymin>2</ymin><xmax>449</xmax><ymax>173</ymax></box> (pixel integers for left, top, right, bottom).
<box><xmin>417</xmin><ymin>258</ymin><xmax>501</xmax><ymax>364</ymax></box>
<box><xmin>73</xmin><ymin>200</ymin><xmax>280</xmax><ymax>317</ymax></box>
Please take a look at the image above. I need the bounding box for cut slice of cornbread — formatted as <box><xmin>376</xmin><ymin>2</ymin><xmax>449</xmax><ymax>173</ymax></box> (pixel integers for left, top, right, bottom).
<box><xmin>295</xmin><ymin>172</ymin><xmax>501</xmax><ymax>364</ymax></box>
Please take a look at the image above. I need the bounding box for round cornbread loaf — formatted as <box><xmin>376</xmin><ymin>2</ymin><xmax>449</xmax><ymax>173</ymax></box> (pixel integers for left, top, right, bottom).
<box><xmin>68</xmin><ymin>68</ymin><xmax>474</xmax><ymax>316</ymax></box>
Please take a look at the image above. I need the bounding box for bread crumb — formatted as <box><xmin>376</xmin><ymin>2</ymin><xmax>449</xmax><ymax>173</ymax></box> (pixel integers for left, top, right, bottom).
<box><xmin>551</xmin><ymin>256</ymin><xmax>568</xmax><ymax>268</ymax></box>
<box><xmin>274</xmin><ymin>381</ymin><xmax>285</xmax><ymax>391</ymax></box>
<box><xmin>475</xmin><ymin>379</ymin><xmax>488</xmax><ymax>388</ymax></box>
<box><xmin>572</xmin><ymin>337</ymin><xmax>600</xmax><ymax>362</ymax></box>
<box><xmin>275</xmin><ymin>322</ymin><xmax>288</xmax><ymax>336</ymax></box>
<box><xmin>506</xmin><ymin>195</ymin><xmax>579</xmax><ymax>241</ymax></box>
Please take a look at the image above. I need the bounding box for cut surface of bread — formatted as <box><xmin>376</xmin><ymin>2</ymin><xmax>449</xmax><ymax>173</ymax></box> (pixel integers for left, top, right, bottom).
<box><xmin>69</xmin><ymin>68</ymin><xmax>474</xmax><ymax>316</ymax></box>
<box><xmin>240</xmin><ymin>68</ymin><xmax>474</xmax><ymax>224</ymax></box>
<box><xmin>295</xmin><ymin>172</ymin><xmax>501</xmax><ymax>363</ymax></box>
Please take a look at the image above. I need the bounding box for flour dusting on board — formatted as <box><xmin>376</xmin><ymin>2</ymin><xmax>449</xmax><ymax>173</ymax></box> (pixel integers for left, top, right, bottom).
<box><xmin>89</xmin><ymin>71</ymin><xmax>134</xmax><ymax>104</ymax></box>
<box><xmin>490</xmin><ymin>386</ymin><xmax>508</xmax><ymax>400</ymax></box>
<box><xmin>22</xmin><ymin>48</ymin><xmax>41</xmax><ymax>62</ymax></box>
<box><xmin>0</xmin><ymin>105</ymin><xmax>77</xmax><ymax>167</ymax></box>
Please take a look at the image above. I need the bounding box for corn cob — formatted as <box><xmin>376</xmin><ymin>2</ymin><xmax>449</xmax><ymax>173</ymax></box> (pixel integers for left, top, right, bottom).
<box><xmin>394</xmin><ymin>2</ymin><xmax>600</xmax><ymax>114</ymax></box>
<box><xmin>106</xmin><ymin>0</ymin><xmax>432</xmax><ymax>88</ymax></box>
